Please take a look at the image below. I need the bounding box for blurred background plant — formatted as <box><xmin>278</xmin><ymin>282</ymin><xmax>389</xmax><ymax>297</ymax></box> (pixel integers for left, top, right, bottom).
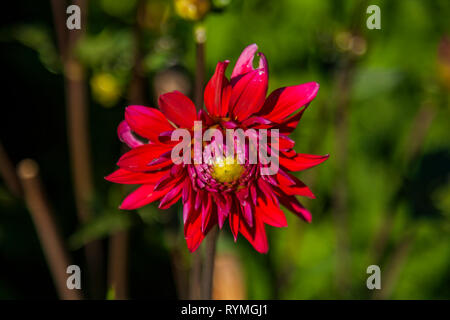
<box><xmin>0</xmin><ymin>0</ymin><xmax>449</xmax><ymax>299</ymax></box>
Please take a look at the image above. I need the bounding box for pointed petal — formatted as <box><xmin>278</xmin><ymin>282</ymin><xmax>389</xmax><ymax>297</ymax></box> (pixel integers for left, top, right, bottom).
<box><xmin>105</xmin><ymin>168</ymin><xmax>168</xmax><ymax>184</ymax></box>
<box><xmin>119</xmin><ymin>184</ymin><xmax>165</xmax><ymax>210</ymax></box>
<box><xmin>204</xmin><ymin>61</ymin><xmax>231</xmax><ymax>117</ymax></box>
<box><xmin>229</xmin><ymin>206</ymin><xmax>240</xmax><ymax>242</ymax></box>
<box><xmin>280</xmin><ymin>153</ymin><xmax>329</xmax><ymax>172</ymax></box>
<box><xmin>256</xmin><ymin>193</ymin><xmax>287</xmax><ymax>227</ymax></box>
<box><xmin>239</xmin><ymin>216</ymin><xmax>269</xmax><ymax>254</ymax></box>
<box><xmin>158</xmin><ymin>91</ymin><xmax>197</xmax><ymax>128</ymax></box>
<box><xmin>184</xmin><ymin>208</ymin><xmax>204</xmax><ymax>253</ymax></box>
<box><xmin>259</xmin><ymin>82</ymin><xmax>319</xmax><ymax>122</ymax></box>
<box><xmin>117</xmin><ymin>144</ymin><xmax>172</xmax><ymax>172</ymax></box>
<box><xmin>279</xmin><ymin>195</ymin><xmax>312</xmax><ymax>223</ymax></box>
<box><xmin>159</xmin><ymin>181</ymin><xmax>184</xmax><ymax>209</ymax></box>
<box><xmin>125</xmin><ymin>105</ymin><xmax>174</xmax><ymax>143</ymax></box>
<box><xmin>276</xmin><ymin>172</ymin><xmax>315</xmax><ymax>199</ymax></box>
<box><xmin>201</xmin><ymin>194</ymin><xmax>213</xmax><ymax>232</ymax></box>
<box><xmin>230</xmin><ymin>69</ymin><xmax>268</xmax><ymax>121</ymax></box>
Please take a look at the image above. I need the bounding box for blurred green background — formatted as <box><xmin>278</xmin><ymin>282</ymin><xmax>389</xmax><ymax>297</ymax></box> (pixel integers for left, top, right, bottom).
<box><xmin>0</xmin><ymin>0</ymin><xmax>449</xmax><ymax>299</ymax></box>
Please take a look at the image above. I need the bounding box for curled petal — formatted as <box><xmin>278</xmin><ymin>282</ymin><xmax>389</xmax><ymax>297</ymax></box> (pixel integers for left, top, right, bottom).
<box><xmin>231</xmin><ymin>43</ymin><xmax>259</xmax><ymax>78</ymax></box>
<box><xmin>118</xmin><ymin>121</ymin><xmax>144</xmax><ymax>148</ymax></box>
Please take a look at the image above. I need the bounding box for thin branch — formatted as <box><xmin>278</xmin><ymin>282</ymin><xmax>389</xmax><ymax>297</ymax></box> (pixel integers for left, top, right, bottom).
<box><xmin>201</xmin><ymin>227</ymin><xmax>219</xmax><ymax>299</ymax></box>
<box><xmin>189</xmin><ymin>250</ymin><xmax>203</xmax><ymax>299</ymax></box>
<box><xmin>50</xmin><ymin>0</ymin><xmax>104</xmax><ymax>299</ymax></box>
<box><xmin>17</xmin><ymin>159</ymin><xmax>83</xmax><ymax>300</ymax></box>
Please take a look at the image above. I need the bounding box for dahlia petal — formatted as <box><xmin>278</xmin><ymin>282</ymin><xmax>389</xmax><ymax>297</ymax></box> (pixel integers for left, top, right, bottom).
<box><xmin>257</xmin><ymin>178</ymin><xmax>275</xmax><ymax>203</ymax></box>
<box><xmin>279</xmin><ymin>195</ymin><xmax>312</xmax><ymax>223</ymax></box>
<box><xmin>159</xmin><ymin>182</ymin><xmax>184</xmax><ymax>209</ymax></box>
<box><xmin>119</xmin><ymin>184</ymin><xmax>165</xmax><ymax>210</ymax></box>
<box><xmin>221</xmin><ymin>120</ymin><xmax>238</xmax><ymax>129</ymax></box>
<box><xmin>201</xmin><ymin>194</ymin><xmax>213</xmax><ymax>232</ymax></box>
<box><xmin>250</xmin><ymin>183</ymin><xmax>258</xmax><ymax>206</ymax></box>
<box><xmin>117</xmin><ymin>144</ymin><xmax>172</xmax><ymax>172</ymax></box>
<box><xmin>195</xmin><ymin>190</ymin><xmax>202</xmax><ymax>211</ymax></box>
<box><xmin>278</xmin><ymin>135</ymin><xmax>295</xmax><ymax>151</ymax></box>
<box><xmin>184</xmin><ymin>209</ymin><xmax>204</xmax><ymax>253</ymax></box>
<box><xmin>229</xmin><ymin>208</ymin><xmax>240</xmax><ymax>242</ymax></box>
<box><xmin>231</xmin><ymin>43</ymin><xmax>258</xmax><ymax>78</ymax></box>
<box><xmin>204</xmin><ymin>61</ymin><xmax>231</xmax><ymax>117</ymax></box>
<box><xmin>241</xmin><ymin>116</ymin><xmax>273</xmax><ymax>128</ymax></box>
<box><xmin>280</xmin><ymin>153</ymin><xmax>329</xmax><ymax>172</ymax></box>
<box><xmin>154</xmin><ymin>164</ymin><xmax>185</xmax><ymax>191</ymax></box>
<box><xmin>214</xmin><ymin>193</ymin><xmax>230</xmax><ymax>229</ymax></box>
<box><xmin>277</xmin><ymin>108</ymin><xmax>307</xmax><ymax>135</ymax></box>
<box><xmin>105</xmin><ymin>168</ymin><xmax>168</xmax><ymax>185</ymax></box>
<box><xmin>239</xmin><ymin>216</ymin><xmax>269</xmax><ymax>254</ymax></box>
<box><xmin>256</xmin><ymin>195</ymin><xmax>287</xmax><ymax>227</ymax></box>
<box><xmin>230</xmin><ymin>69</ymin><xmax>268</xmax><ymax>121</ymax></box>
<box><xmin>184</xmin><ymin>201</ymin><xmax>217</xmax><ymax>252</ymax></box>
<box><xmin>257</xmin><ymin>52</ymin><xmax>268</xmax><ymax>74</ymax></box>
<box><xmin>240</xmin><ymin>201</ymin><xmax>253</xmax><ymax>228</ymax></box>
<box><xmin>158</xmin><ymin>91</ymin><xmax>197</xmax><ymax>128</ymax></box>
<box><xmin>118</xmin><ymin>121</ymin><xmax>144</xmax><ymax>148</ymax></box>
<box><xmin>277</xmin><ymin>168</ymin><xmax>296</xmax><ymax>185</ymax></box>
<box><xmin>277</xmin><ymin>172</ymin><xmax>315</xmax><ymax>199</ymax></box>
<box><xmin>183</xmin><ymin>184</ymin><xmax>194</xmax><ymax>223</ymax></box>
<box><xmin>125</xmin><ymin>105</ymin><xmax>174</xmax><ymax>142</ymax></box>
<box><xmin>259</xmin><ymin>82</ymin><xmax>319</xmax><ymax>122</ymax></box>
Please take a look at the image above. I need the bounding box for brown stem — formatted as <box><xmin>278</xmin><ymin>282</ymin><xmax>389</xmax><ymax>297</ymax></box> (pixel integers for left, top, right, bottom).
<box><xmin>50</xmin><ymin>0</ymin><xmax>68</xmax><ymax>61</ymax></box>
<box><xmin>107</xmin><ymin>230</ymin><xmax>129</xmax><ymax>299</ymax></box>
<box><xmin>188</xmin><ymin>24</ymin><xmax>208</xmax><ymax>300</ymax></box>
<box><xmin>17</xmin><ymin>159</ymin><xmax>83</xmax><ymax>300</ymax></box>
<box><xmin>189</xmin><ymin>250</ymin><xmax>203</xmax><ymax>299</ymax></box>
<box><xmin>201</xmin><ymin>227</ymin><xmax>219</xmax><ymax>299</ymax></box>
<box><xmin>106</xmin><ymin>3</ymin><xmax>147</xmax><ymax>298</ymax></box>
<box><xmin>51</xmin><ymin>0</ymin><xmax>104</xmax><ymax>299</ymax></box>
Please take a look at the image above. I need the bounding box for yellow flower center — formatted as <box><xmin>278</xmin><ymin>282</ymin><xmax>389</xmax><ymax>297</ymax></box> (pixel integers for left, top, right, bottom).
<box><xmin>211</xmin><ymin>156</ymin><xmax>244</xmax><ymax>184</ymax></box>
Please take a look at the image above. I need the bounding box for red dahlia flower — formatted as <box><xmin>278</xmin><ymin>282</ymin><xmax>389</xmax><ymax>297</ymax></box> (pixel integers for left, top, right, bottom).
<box><xmin>106</xmin><ymin>44</ymin><xmax>328</xmax><ymax>253</ymax></box>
